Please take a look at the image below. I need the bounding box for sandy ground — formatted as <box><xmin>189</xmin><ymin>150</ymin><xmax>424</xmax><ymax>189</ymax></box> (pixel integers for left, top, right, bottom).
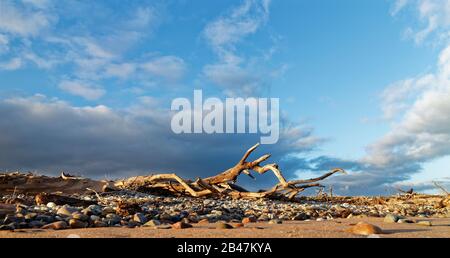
<box><xmin>0</xmin><ymin>217</ymin><xmax>449</xmax><ymax>238</ymax></box>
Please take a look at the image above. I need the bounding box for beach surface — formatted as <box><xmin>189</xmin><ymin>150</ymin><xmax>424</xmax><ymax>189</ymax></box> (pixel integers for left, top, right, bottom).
<box><xmin>1</xmin><ymin>217</ymin><xmax>449</xmax><ymax>238</ymax></box>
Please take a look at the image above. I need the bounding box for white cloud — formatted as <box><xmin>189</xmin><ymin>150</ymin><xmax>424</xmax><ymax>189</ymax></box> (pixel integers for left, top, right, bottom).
<box><xmin>105</xmin><ymin>63</ymin><xmax>136</xmax><ymax>79</ymax></box>
<box><xmin>74</xmin><ymin>37</ymin><xmax>115</xmax><ymax>60</ymax></box>
<box><xmin>391</xmin><ymin>0</ymin><xmax>410</xmax><ymax>16</ymax></box>
<box><xmin>0</xmin><ymin>34</ymin><xmax>9</xmax><ymax>54</ymax></box>
<box><xmin>380</xmin><ymin>74</ymin><xmax>435</xmax><ymax>119</ymax></box>
<box><xmin>366</xmin><ymin>44</ymin><xmax>450</xmax><ymax>167</ymax></box>
<box><xmin>203</xmin><ymin>62</ymin><xmax>259</xmax><ymax>96</ymax></box>
<box><xmin>127</xmin><ymin>7</ymin><xmax>157</xmax><ymax>29</ymax></box>
<box><xmin>141</xmin><ymin>56</ymin><xmax>187</xmax><ymax>82</ymax></box>
<box><xmin>23</xmin><ymin>51</ymin><xmax>58</xmax><ymax>69</ymax></box>
<box><xmin>204</xmin><ymin>0</ymin><xmax>270</xmax><ymax>54</ymax></box>
<box><xmin>202</xmin><ymin>0</ymin><xmax>273</xmax><ymax>96</ymax></box>
<box><xmin>0</xmin><ymin>57</ymin><xmax>23</xmax><ymax>70</ymax></box>
<box><xmin>0</xmin><ymin>0</ymin><xmax>55</xmax><ymax>36</ymax></box>
<box><xmin>393</xmin><ymin>0</ymin><xmax>450</xmax><ymax>43</ymax></box>
<box><xmin>58</xmin><ymin>80</ymin><xmax>105</xmax><ymax>100</ymax></box>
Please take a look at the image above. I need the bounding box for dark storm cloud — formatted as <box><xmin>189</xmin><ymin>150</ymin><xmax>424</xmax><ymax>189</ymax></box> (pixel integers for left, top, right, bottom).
<box><xmin>0</xmin><ymin>95</ymin><xmax>321</xmax><ymax>191</ymax></box>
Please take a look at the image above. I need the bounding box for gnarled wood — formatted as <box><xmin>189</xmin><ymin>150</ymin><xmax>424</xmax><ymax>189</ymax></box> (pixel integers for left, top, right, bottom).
<box><xmin>0</xmin><ymin>172</ymin><xmax>116</xmax><ymax>195</ymax></box>
<box><xmin>113</xmin><ymin>143</ymin><xmax>345</xmax><ymax>200</ymax></box>
<box><xmin>0</xmin><ymin>144</ymin><xmax>345</xmax><ymax>200</ymax></box>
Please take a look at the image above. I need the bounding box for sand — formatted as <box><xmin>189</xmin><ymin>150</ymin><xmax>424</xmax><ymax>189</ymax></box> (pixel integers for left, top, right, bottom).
<box><xmin>1</xmin><ymin>217</ymin><xmax>449</xmax><ymax>238</ymax></box>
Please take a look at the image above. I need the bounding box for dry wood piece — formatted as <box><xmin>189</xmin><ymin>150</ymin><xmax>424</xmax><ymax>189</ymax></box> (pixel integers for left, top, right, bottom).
<box><xmin>0</xmin><ymin>172</ymin><xmax>116</xmax><ymax>195</ymax></box>
<box><xmin>114</xmin><ymin>143</ymin><xmax>346</xmax><ymax>200</ymax></box>
<box><xmin>35</xmin><ymin>193</ymin><xmax>97</xmax><ymax>207</ymax></box>
<box><xmin>0</xmin><ymin>144</ymin><xmax>345</xmax><ymax>200</ymax></box>
<box><xmin>0</xmin><ymin>203</ymin><xmax>16</xmax><ymax>218</ymax></box>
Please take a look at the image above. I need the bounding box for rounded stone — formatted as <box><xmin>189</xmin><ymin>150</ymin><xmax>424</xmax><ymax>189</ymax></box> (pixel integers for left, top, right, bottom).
<box><xmin>41</xmin><ymin>221</ymin><xmax>68</xmax><ymax>230</ymax></box>
<box><xmin>106</xmin><ymin>214</ymin><xmax>121</xmax><ymax>225</ymax></box>
<box><xmin>46</xmin><ymin>202</ymin><xmax>57</xmax><ymax>209</ymax></box>
<box><xmin>242</xmin><ymin>216</ymin><xmax>257</xmax><ymax>224</ymax></box>
<box><xmin>29</xmin><ymin>220</ymin><xmax>45</xmax><ymax>228</ymax></box>
<box><xmin>133</xmin><ymin>213</ymin><xmax>148</xmax><ymax>224</ymax></box>
<box><xmin>268</xmin><ymin>219</ymin><xmax>282</xmax><ymax>224</ymax></box>
<box><xmin>345</xmin><ymin>222</ymin><xmax>383</xmax><ymax>236</ymax></box>
<box><xmin>57</xmin><ymin>206</ymin><xmax>78</xmax><ymax>217</ymax></box>
<box><xmin>384</xmin><ymin>214</ymin><xmax>400</xmax><ymax>223</ymax></box>
<box><xmin>144</xmin><ymin>219</ymin><xmax>162</xmax><ymax>227</ymax></box>
<box><xmin>172</xmin><ymin>221</ymin><xmax>193</xmax><ymax>229</ymax></box>
<box><xmin>69</xmin><ymin>219</ymin><xmax>88</xmax><ymax>229</ymax></box>
<box><xmin>72</xmin><ymin>212</ymin><xmax>89</xmax><ymax>221</ymax></box>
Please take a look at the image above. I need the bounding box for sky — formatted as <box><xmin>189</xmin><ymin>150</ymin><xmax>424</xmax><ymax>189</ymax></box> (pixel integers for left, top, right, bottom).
<box><xmin>0</xmin><ymin>0</ymin><xmax>449</xmax><ymax>195</ymax></box>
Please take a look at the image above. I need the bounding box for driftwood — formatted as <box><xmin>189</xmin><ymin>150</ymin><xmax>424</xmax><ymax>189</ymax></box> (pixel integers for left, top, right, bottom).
<box><xmin>0</xmin><ymin>144</ymin><xmax>345</xmax><ymax>200</ymax></box>
<box><xmin>0</xmin><ymin>172</ymin><xmax>115</xmax><ymax>195</ymax></box>
<box><xmin>0</xmin><ymin>203</ymin><xmax>16</xmax><ymax>218</ymax></box>
<box><xmin>35</xmin><ymin>193</ymin><xmax>98</xmax><ymax>207</ymax></box>
<box><xmin>114</xmin><ymin>143</ymin><xmax>345</xmax><ymax>200</ymax></box>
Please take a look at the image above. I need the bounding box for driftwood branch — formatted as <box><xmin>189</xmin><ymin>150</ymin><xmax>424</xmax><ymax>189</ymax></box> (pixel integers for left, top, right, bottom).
<box><xmin>433</xmin><ymin>181</ymin><xmax>449</xmax><ymax>196</ymax></box>
<box><xmin>114</xmin><ymin>143</ymin><xmax>345</xmax><ymax>200</ymax></box>
<box><xmin>0</xmin><ymin>144</ymin><xmax>345</xmax><ymax>200</ymax></box>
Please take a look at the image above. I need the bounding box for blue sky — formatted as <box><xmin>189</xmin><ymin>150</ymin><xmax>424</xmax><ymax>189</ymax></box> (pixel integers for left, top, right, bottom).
<box><xmin>1</xmin><ymin>0</ymin><xmax>449</xmax><ymax>195</ymax></box>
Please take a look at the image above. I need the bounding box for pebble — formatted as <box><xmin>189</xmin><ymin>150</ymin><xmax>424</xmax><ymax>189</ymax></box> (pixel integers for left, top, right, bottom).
<box><xmin>106</xmin><ymin>214</ymin><xmax>121</xmax><ymax>225</ymax></box>
<box><xmin>29</xmin><ymin>221</ymin><xmax>45</xmax><ymax>228</ymax></box>
<box><xmin>24</xmin><ymin>213</ymin><xmax>37</xmax><ymax>220</ymax></box>
<box><xmin>56</xmin><ymin>206</ymin><xmax>78</xmax><ymax>217</ymax></box>
<box><xmin>90</xmin><ymin>215</ymin><xmax>100</xmax><ymax>221</ymax></box>
<box><xmin>133</xmin><ymin>213</ymin><xmax>148</xmax><ymax>224</ymax></box>
<box><xmin>2</xmin><ymin>190</ymin><xmax>448</xmax><ymax>231</ymax></box>
<box><xmin>36</xmin><ymin>214</ymin><xmax>54</xmax><ymax>223</ymax></box>
<box><xmin>242</xmin><ymin>216</ymin><xmax>257</xmax><ymax>224</ymax></box>
<box><xmin>345</xmin><ymin>222</ymin><xmax>383</xmax><ymax>236</ymax></box>
<box><xmin>72</xmin><ymin>212</ymin><xmax>89</xmax><ymax>221</ymax></box>
<box><xmin>102</xmin><ymin>207</ymin><xmax>116</xmax><ymax>216</ymax></box>
<box><xmin>69</xmin><ymin>219</ymin><xmax>88</xmax><ymax>229</ymax></box>
<box><xmin>41</xmin><ymin>221</ymin><xmax>68</xmax><ymax>230</ymax></box>
<box><xmin>268</xmin><ymin>219</ymin><xmax>282</xmax><ymax>224</ymax></box>
<box><xmin>384</xmin><ymin>214</ymin><xmax>401</xmax><ymax>223</ymax></box>
<box><xmin>172</xmin><ymin>221</ymin><xmax>193</xmax><ymax>229</ymax></box>
<box><xmin>46</xmin><ymin>202</ymin><xmax>57</xmax><ymax>209</ymax></box>
<box><xmin>94</xmin><ymin>221</ymin><xmax>107</xmax><ymax>228</ymax></box>
<box><xmin>143</xmin><ymin>220</ymin><xmax>161</xmax><ymax>227</ymax></box>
